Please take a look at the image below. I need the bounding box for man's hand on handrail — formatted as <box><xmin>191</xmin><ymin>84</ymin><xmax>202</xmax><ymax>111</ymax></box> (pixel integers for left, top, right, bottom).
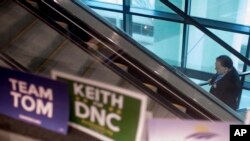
<box><xmin>199</xmin><ymin>81</ymin><xmax>210</xmax><ymax>86</ymax></box>
<box><xmin>239</xmin><ymin>71</ymin><xmax>250</xmax><ymax>77</ymax></box>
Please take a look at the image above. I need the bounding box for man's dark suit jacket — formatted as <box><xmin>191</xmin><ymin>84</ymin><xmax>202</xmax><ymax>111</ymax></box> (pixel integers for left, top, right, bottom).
<box><xmin>209</xmin><ymin>67</ymin><xmax>242</xmax><ymax>110</ymax></box>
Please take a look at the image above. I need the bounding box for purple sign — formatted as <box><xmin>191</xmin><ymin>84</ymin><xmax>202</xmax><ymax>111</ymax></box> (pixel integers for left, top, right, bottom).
<box><xmin>0</xmin><ymin>67</ymin><xmax>69</xmax><ymax>134</ymax></box>
<box><xmin>148</xmin><ymin>119</ymin><xmax>238</xmax><ymax>141</ymax></box>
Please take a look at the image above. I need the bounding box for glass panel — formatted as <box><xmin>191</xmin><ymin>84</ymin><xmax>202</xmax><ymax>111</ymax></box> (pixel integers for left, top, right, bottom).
<box><xmin>239</xmin><ymin>72</ymin><xmax>250</xmax><ymax>109</ymax></box>
<box><xmin>132</xmin><ymin>16</ymin><xmax>183</xmax><ymax>66</ymax></box>
<box><xmin>131</xmin><ymin>0</ymin><xmax>185</xmax><ymax>13</ymax></box>
<box><xmin>92</xmin><ymin>9</ymin><xmax>123</xmax><ymax>29</ymax></box>
<box><xmin>191</xmin><ymin>0</ymin><xmax>250</xmax><ymax>26</ymax></box>
<box><xmin>82</xmin><ymin>0</ymin><xmax>122</xmax><ymax>5</ymax></box>
<box><xmin>244</xmin><ymin>67</ymin><xmax>250</xmax><ymax>82</ymax></box>
<box><xmin>239</xmin><ymin>89</ymin><xmax>250</xmax><ymax>109</ymax></box>
<box><xmin>187</xmin><ymin>25</ymin><xmax>248</xmax><ymax>73</ymax></box>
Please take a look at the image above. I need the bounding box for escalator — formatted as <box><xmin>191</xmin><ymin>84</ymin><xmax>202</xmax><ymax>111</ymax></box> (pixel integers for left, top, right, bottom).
<box><xmin>0</xmin><ymin>1</ymin><xmax>179</xmax><ymax>140</ymax></box>
<box><xmin>0</xmin><ymin>0</ymin><xmax>246</xmax><ymax>140</ymax></box>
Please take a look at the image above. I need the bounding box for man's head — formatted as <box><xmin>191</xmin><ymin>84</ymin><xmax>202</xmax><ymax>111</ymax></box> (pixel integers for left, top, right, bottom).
<box><xmin>215</xmin><ymin>55</ymin><xmax>233</xmax><ymax>74</ymax></box>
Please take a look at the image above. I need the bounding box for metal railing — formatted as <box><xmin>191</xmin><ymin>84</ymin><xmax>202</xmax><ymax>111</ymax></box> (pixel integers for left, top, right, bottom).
<box><xmin>199</xmin><ymin>71</ymin><xmax>250</xmax><ymax>86</ymax></box>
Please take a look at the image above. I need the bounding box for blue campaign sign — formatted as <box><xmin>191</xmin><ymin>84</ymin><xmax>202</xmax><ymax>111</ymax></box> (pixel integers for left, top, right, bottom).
<box><xmin>0</xmin><ymin>67</ymin><xmax>69</xmax><ymax>134</ymax></box>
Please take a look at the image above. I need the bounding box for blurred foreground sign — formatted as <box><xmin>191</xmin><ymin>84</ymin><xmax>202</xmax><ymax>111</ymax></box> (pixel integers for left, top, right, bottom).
<box><xmin>52</xmin><ymin>70</ymin><xmax>147</xmax><ymax>141</ymax></box>
<box><xmin>0</xmin><ymin>67</ymin><xmax>69</xmax><ymax>134</ymax></box>
<box><xmin>148</xmin><ymin>119</ymin><xmax>238</xmax><ymax>141</ymax></box>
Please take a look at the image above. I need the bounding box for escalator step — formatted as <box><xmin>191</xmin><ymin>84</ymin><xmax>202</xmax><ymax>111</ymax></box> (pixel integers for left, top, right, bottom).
<box><xmin>114</xmin><ymin>62</ymin><xmax>128</xmax><ymax>71</ymax></box>
<box><xmin>55</xmin><ymin>21</ymin><xmax>68</xmax><ymax>29</ymax></box>
<box><xmin>143</xmin><ymin>83</ymin><xmax>158</xmax><ymax>92</ymax></box>
<box><xmin>4</xmin><ymin>20</ymin><xmax>65</xmax><ymax>70</ymax></box>
<box><xmin>83</xmin><ymin>61</ymin><xmax>122</xmax><ymax>85</ymax></box>
<box><xmin>0</xmin><ymin>1</ymin><xmax>35</xmax><ymax>47</ymax></box>
<box><xmin>26</xmin><ymin>0</ymin><xmax>39</xmax><ymax>9</ymax></box>
<box><xmin>38</xmin><ymin>41</ymin><xmax>92</xmax><ymax>75</ymax></box>
<box><xmin>173</xmin><ymin>103</ymin><xmax>187</xmax><ymax>113</ymax></box>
